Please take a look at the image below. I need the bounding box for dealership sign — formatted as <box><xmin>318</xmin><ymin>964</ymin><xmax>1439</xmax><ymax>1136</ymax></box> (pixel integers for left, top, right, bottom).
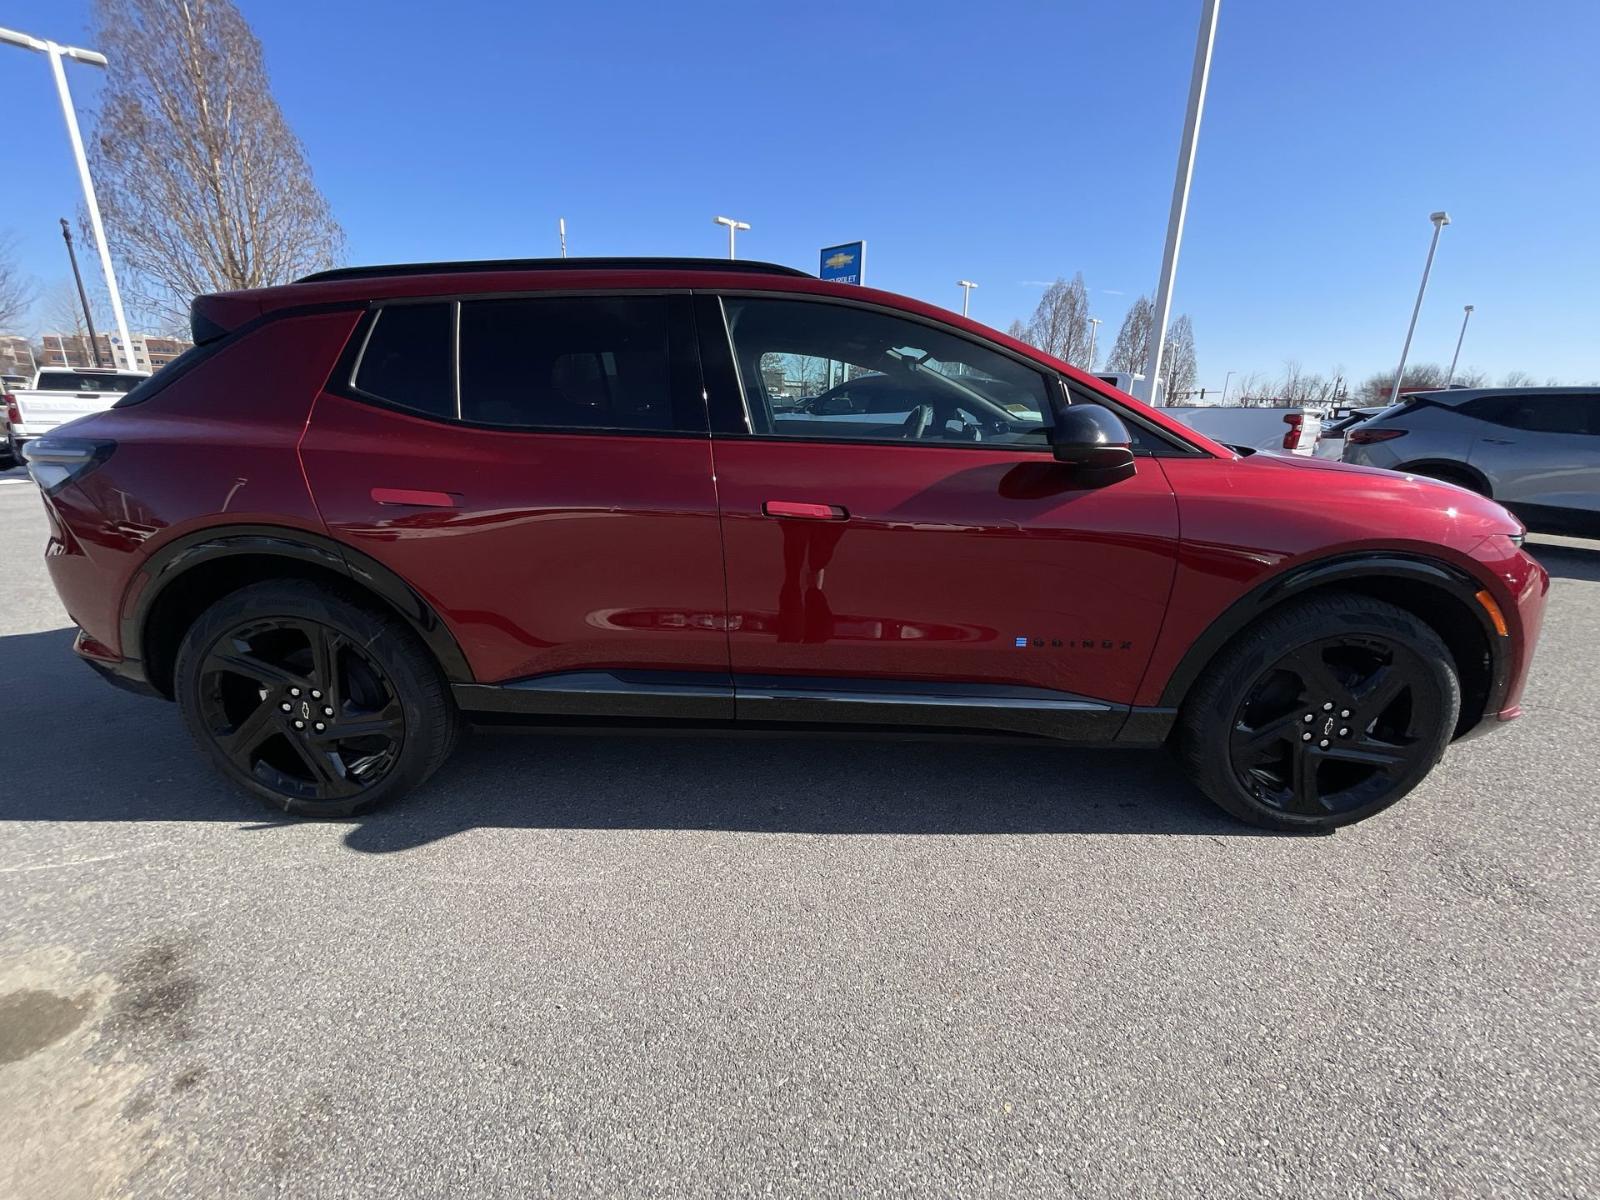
<box><xmin>819</xmin><ymin>241</ymin><xmax>866</xmax><ymax>285</ymax></box>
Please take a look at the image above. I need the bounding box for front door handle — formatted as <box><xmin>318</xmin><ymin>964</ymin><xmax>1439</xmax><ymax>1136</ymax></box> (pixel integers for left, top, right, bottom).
<box><xmin>763</xmin><ymin>500</ymin><xmax>849</xmax><ymax>521</ymax></box>
<box><xmin>1481</xmin><ymin>438</ymin><xmax>1515</xmax><ymax>445</ymax></box>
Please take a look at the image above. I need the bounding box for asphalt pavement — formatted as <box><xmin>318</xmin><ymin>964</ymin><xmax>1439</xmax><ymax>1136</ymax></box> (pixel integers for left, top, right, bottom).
<box><xmin>1</xmin><ymin>463</ymin><xmax>1596</xmax><ymax>1198</ymax></box>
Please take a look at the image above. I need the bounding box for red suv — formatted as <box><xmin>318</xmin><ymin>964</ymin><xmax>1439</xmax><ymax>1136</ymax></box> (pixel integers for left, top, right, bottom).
<box><xmin>25</xmin><ymin>258</ymin><xmax>1547</xmax><ymax>830</ymax></box>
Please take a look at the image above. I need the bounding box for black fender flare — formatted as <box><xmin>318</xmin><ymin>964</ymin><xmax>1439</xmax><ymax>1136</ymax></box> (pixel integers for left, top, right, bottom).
<box><xmin>122</xmin><ymin>524</ymin><xmax>475</xmax><ymax>685</ymax></box>
<box><xmin>1157</xmin><ymin>551</ymin><xmax>1506</xmax><ymax>712</ymax></box>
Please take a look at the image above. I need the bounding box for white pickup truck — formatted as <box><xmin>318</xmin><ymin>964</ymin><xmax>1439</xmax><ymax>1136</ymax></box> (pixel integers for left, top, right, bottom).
<box><xmin>3</xmin><ymin>367</ymin><xmax>150</xmax><ymax>465</ymax></box>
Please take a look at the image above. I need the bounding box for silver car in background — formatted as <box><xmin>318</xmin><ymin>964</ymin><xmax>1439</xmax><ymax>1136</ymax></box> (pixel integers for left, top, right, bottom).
<box><xmin>1342</xmin><ymin>387</ymin><xmax>1599</xmax><ymax>537</ymax></box>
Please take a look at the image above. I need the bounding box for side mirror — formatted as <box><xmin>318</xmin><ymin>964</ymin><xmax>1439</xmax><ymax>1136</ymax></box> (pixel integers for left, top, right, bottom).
<box><xmin>1048</xmin><ymin>402</ymin><xmax>1137</xmax><ymax>481</ymax></box>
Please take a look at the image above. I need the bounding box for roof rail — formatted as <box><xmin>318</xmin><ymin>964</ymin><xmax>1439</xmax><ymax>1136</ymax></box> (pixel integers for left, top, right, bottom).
<box><xmin>297</xmin><ymin>256</ymin><xmax>812</xmax><ymax>284</ymax></box>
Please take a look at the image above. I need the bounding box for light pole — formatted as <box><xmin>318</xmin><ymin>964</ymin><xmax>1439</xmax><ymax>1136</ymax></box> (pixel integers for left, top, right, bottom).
<box><xmin>558</xmin><ymin>217</ymin><xmax>567</xmax><ymax>259</ymax></box>
<box><xmin>1446</xmin><ymin>303</ymin><xmax>1474</xmax><ymax>386</ymax></box>
<box><xmin>1387</xmin><ymin>210</ymin><xmax>1451</xmax><ymax>407</ymax></box>
<box><xmin>1086</xmin><ymin>317</ymin><xmax>1102</xmax><ymax>371</ymax></box>
<box><xmin>713</xmin><ymin>215</ymin><xmax>750</xmax><ymax>260</ymax></box>
<box><xmin>59</xmin><ymin>218</ymin><xmax>103</xmax><ymax>367</ymax></box>
<box><xmin>957</xmin><ymin>280</ymin><xmax>978</xmax><ymax>316</ymax></box>
<box><xmin>1</xmin><ymin>25</ymin><xmax>135</xmax><ymax>371</ymax></box>
<box><xmin>1139</xmin><ymin>0</ymin><xmax>1221</xmax><ymax>406</ymax></box>
<box><xmin>1222</xmin><ymin>369</ymin><xmax>1234</xmax><ymax>404</ymax></box>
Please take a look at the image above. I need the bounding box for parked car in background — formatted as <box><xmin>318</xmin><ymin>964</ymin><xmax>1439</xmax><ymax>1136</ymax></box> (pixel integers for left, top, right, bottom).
<box><xmin>1342</xmin><ymin>387</ymin><xmax>1599</xmax><ymax>536</ymax></box>
<box><xmin>24</xmin><ymin>257</ymin><xmax>1546</xmax><ymax>832</ymax></box>
<box><xmin>1164</xmin><ymin>405</ymin><xmax>1323</xmax><ymax>455</ymax></box>
<box><xmin>1315</xmin><ymin>406</ymin><xmax>1389</xmax><ymax>459</ymax></box>
<box><xmin>5</xmin><ymin>367</ymin><xmax>150</xmax><ymax>463</ymax></box>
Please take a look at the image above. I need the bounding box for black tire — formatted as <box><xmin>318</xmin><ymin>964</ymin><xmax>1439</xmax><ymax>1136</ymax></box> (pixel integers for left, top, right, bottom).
<box><xmin>1175</xmin><ymin>592</ymin><xmax>1460</xmax><ymax>832</ymax></box>
<box><xmin>174</xmin><ymin>580</ymin><xmax>460</xmax><ymax>817</ymax></box>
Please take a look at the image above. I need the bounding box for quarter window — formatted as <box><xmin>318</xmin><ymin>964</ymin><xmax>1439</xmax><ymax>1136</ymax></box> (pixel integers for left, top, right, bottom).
<box><xmin>352</xmin><ymin>303</ymin><xmax>455</xmax><ymax>419</ymax></box>
<box><xmin>458</xmin><ymin>296</ymin><xmax>680</xmax><ymax>432</ymax></box>
<box><xmin>723</xmin><ymin>297</ymin><xmax>1052</xmax><ymax>447</ymax></box>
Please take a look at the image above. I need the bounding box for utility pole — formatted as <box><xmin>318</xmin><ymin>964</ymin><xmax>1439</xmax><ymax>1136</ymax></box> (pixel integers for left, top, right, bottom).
<box><xmin>1139</xmin><ymin>0</ymin><xmax>1221</xmax><ymax>405</ymax></box>
<box><xmin>1446</xmin><ymin>304</ymin><xmax>1474</xmax><ymax>386</ymax></box>
<box><xmin>1387</xmin><ymin>211</ymin><xmax>1451</xmax><ymax>407</ymax></box>
<box><xmin>957</xmin><ymin>280</ymin><xmax>978</xmax><ymax>316</ymax></box>
<box><xmin>59</xmin><ymin>217</ymin><xmax>103</xmax><ymax>367</ymax></box>
<box><xmin>1</xmin><ymin>26</ymin><xmax>135</xmax><ymax>371</ymax></box>
<box><xmin>713</xmin><ymin>215</ymin><xmax>750</xmax><ymax>260</ymax></box>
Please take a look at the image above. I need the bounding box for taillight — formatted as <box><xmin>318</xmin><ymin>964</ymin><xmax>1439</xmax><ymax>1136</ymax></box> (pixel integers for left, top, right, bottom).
<box><xmin>23</xmin><ymin>436</ymin><xmax>116</xmax><ymax>495</ymax></box>
<box><xmin>1281</xmin><ymin>413</ymin><xmax>1303</xmax><ymax>450</ymax></box>
<box><xmin>3</xmin><ymin>393</ymin><xmax>18</xmax><ymax>426</ymax></box>
<box><xmin>1347</xmin><ymin>428</ymin><xmax>1408</xmax><ymax>445</ymax></box>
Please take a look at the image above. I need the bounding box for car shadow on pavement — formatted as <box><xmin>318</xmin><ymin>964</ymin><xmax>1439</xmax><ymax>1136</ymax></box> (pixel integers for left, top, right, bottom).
<box><xmin>0</xmin><ymin>627</ymin><xmax>1270</xmax><ymax>850</ymax></box>
<box><xmin>1528</xmin><ymin>538</ymin><xmax>1600</xmax><ymax>582</ymax></box>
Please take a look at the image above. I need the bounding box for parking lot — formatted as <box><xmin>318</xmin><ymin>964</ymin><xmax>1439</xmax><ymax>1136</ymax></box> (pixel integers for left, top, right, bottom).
<box><xmin>0</xmin><ymin>463</ymin><xmax>1596</xmax><ymax>1198</ymax></box>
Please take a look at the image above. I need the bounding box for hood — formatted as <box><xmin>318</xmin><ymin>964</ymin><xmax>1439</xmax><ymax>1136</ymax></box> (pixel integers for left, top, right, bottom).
<box><xmin>1233</xmin><ymin>446</ymin><xmax>1524</xmax><ymax>538</ymax></box>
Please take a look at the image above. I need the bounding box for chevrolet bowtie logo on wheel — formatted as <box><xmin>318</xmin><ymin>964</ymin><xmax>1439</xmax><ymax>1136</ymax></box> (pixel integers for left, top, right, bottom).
<box><xmin>300</xmin><ymin>701</ymin><xmax>311</xmax><ymax>721</ymax></box>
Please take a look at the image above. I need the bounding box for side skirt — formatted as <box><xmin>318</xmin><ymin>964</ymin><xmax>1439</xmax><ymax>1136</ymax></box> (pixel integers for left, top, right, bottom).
<box><xmin>452</xmin><ymin>670</ymin><xmax>1177</xmax><ymax>745</ymax></box>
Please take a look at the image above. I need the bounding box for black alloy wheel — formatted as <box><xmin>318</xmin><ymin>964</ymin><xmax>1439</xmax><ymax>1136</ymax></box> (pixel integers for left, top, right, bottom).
<box><xmin>1229</xmin><ymin>634</ymin><xmax>1433</xmax><ymax>818</ymax></box>
<box><xmin>175</xmin><ymin>580</ymin><xmax>459</xmax><ymax>816</ymax></box>
<box><xmin>197</xmin><ymin>616</ymin><xmax>405</xmax><ymax>803</ymax></box>
<box><xmin>1177</xmin><ymin>592</ymin><xmax>1460</xmax><ymax>831</ymax></box>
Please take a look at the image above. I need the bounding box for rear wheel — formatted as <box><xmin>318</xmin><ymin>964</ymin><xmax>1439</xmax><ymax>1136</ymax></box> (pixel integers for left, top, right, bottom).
<box><xmin>1176</xmin><ymin>593</ymin><xmax>1460</xmax><ymax>831</ymax></box>
<box><xmin>174</xmin><ymin>580</ymin><xmax>460</xmax><ymax>816</ymax></box>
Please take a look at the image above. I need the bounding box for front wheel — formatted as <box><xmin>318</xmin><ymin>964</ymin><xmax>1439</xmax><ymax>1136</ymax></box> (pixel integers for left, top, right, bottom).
<box><xmin>174</xmin><ymin>580</ymin><xmax>460</xmax><ymax>817</ymax></box>
<box><xmin>1176</xmin><ymin>593</ymin><xmax>1460</xmax><ymax>831</ymax></box>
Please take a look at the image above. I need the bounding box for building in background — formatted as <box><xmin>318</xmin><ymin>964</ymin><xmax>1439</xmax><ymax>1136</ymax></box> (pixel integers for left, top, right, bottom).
<box><xmin>39</xmin><ymin>331</ymin><xmax>192</xmax><ymax>373</ymax></box>
<box><xmin>0</xmin><ymin>335</ymin><xmax>35</xmax><ymax>378</ymax></box>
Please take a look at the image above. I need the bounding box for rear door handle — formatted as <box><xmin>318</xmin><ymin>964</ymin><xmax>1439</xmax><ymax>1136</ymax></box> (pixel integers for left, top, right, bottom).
<box><xmin>763</xmin><ymin>500</ymin><xmax>848</xmax><ymax>521</ymax></box>
<box><xmin>371</xmin><ymin>487</ymin><xmax>458</xmax><ymax>508</ymax></box>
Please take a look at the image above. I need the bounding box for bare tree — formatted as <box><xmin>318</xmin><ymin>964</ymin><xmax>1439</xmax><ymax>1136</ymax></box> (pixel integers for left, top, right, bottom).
<box><xmin>1161</xmin><ymin>314</ymin><xmax>1198</xmax><ymax>398</ymax></box>
<box><xmin>1005</xmin><ymin>319</ymin><xmax>1029</xmax><ymax>342</ymax></box>
<box><xmin>1500</xmin><ymin>370</ymin><xmax>1536</xmax><ymax>387</ymax></box>
<box><xmin>0</xmin><ymin>235</ymin><xmax>33</xmax><ymax>332</ymax></box>
<box><xmin>1014</xmin><ymin>274</ymin><xmax>1091</xmax><ymax>366</ymax></box>
<box><xmin>1358</xmin><ymin>362</ymin><xmax>1447</xmax><ymax>404</ymax></box>
<box><xmin>1107</xmin><ymin>296</ymin><xmax>1154</xmax><ymax>375</ymax></box>
<box><xmin>86</xmin><ymin>0</ymin><xmax>345</xmax><ymax>327</ymax></box>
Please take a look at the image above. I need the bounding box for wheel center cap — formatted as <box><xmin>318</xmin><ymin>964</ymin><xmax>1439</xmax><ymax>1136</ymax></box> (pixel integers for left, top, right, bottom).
<box><xmin>299</xmin><ymin>700</ymin><xmax>311</xmax><ymax>721</ymax></box>
<box><xmin>1322</xmin><ymin>716</ymin><xmax>1335</xmax><ymax>737</ymax></box>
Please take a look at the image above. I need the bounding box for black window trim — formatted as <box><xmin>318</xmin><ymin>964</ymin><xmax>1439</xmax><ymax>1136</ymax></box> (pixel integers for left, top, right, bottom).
<box><xmin>336</xmin><ymin>289</ymin><xmax>710</xmax><ymax>439</ymax></box>
<box><xmin>700</xmin><ymin>288</ymin><xmax>1208</xmax><ymax>458</ymax></box>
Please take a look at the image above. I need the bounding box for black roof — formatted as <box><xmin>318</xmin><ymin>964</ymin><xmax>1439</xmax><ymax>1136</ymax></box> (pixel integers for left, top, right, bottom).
<box><xmin>297</xmin><ymin>257</ymin><xmax>811</xmax><ymax>284</ymax></box>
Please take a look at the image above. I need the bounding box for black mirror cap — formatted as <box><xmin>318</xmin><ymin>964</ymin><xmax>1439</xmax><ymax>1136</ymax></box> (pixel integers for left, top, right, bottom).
<box><xmin>1050</xmin><ymin>403</ymin><xmax>1136</xmax><ymax>479</ymax></box>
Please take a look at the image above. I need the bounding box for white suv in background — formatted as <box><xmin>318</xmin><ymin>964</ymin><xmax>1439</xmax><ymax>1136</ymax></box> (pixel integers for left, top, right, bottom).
<box><xmin>1342</xmin><ymin>387</ymin><xmax>1600</xmax><ymax>537</ymax></box>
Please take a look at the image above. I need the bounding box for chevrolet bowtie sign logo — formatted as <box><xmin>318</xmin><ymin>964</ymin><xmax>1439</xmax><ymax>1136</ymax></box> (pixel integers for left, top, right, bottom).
<box><xmin>819</xmin><ymin>241</ymin><xmax>866</xmax><ymax>286</ymax></box>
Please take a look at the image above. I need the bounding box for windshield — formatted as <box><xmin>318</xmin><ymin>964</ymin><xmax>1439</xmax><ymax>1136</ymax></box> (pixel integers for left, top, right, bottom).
<box><xmin>34</xmin><ymin>371</ymin><xmax>147</xmax><ymax>394</ymax></box>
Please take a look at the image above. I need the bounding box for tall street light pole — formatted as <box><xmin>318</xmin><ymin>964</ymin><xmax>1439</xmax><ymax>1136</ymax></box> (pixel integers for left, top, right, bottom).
<box><xmin>957</xmin><ymin>280</ymin><xmax>978</xmax><ymax>316</ymax></box>
<box><xmin>1446</xmin><ymin>303</ymin><xmax>1474</xmax><ymax>386</ymax></box>
<box><xmin>713</xmin><ymin>215</ymin><xmax>750</xmax><ymax>260</ymax></box>
<box><xmin>558</xmin><ymin>217</ymin><xmax>567</xmax><ymax>259</ymax></box>
<box><xmin>1387</xmin><ymin>211</ymin><xmax>1451</xmax><ymax>407</ymax></box>
<box><xmin>1221</xmin><ymin>369</ymin><xmax>1234</xmax><ymax>403</ymax></box>
<box><xmin>1086</xmin><ymin>317</ymin><xmax>1102</xmax><ymax>371</ymax></box>
<box><xmin>1</xmin><ymin>25</ymin><xmax>135</xmax><ymax>372</ymax></box>
<box><xmin>1139</xmin><ymin>0</ymin><xmax>1221</xmax><ymax>406</ymax></box>
<box><xmin>59</xmin><ymin>218</ymin><xmax>103</xmax><ymax>367</ymax></box>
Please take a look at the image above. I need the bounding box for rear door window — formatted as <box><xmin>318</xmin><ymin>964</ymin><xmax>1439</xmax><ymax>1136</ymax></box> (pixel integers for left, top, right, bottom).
<box><xmin>1465</xmin><ymin>394</ymin><xmax>1595</xmax><ymax>435</ymax></box>
<box><xmin>353</xmin><ymin>303</ymin><xmax>456</xmax><ymax>419</ymax></box>
<box><xmin>458</xmin><ymin>296</ymin><xmax>687</xmax><ymax>433</ymax></box>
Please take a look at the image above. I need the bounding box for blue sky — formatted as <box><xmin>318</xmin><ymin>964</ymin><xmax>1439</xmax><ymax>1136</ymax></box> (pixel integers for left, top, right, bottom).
<box><xmin>5</xmin><ymin>0</ymin><xmax>1597</xmax><ymax>388</ymax></box>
